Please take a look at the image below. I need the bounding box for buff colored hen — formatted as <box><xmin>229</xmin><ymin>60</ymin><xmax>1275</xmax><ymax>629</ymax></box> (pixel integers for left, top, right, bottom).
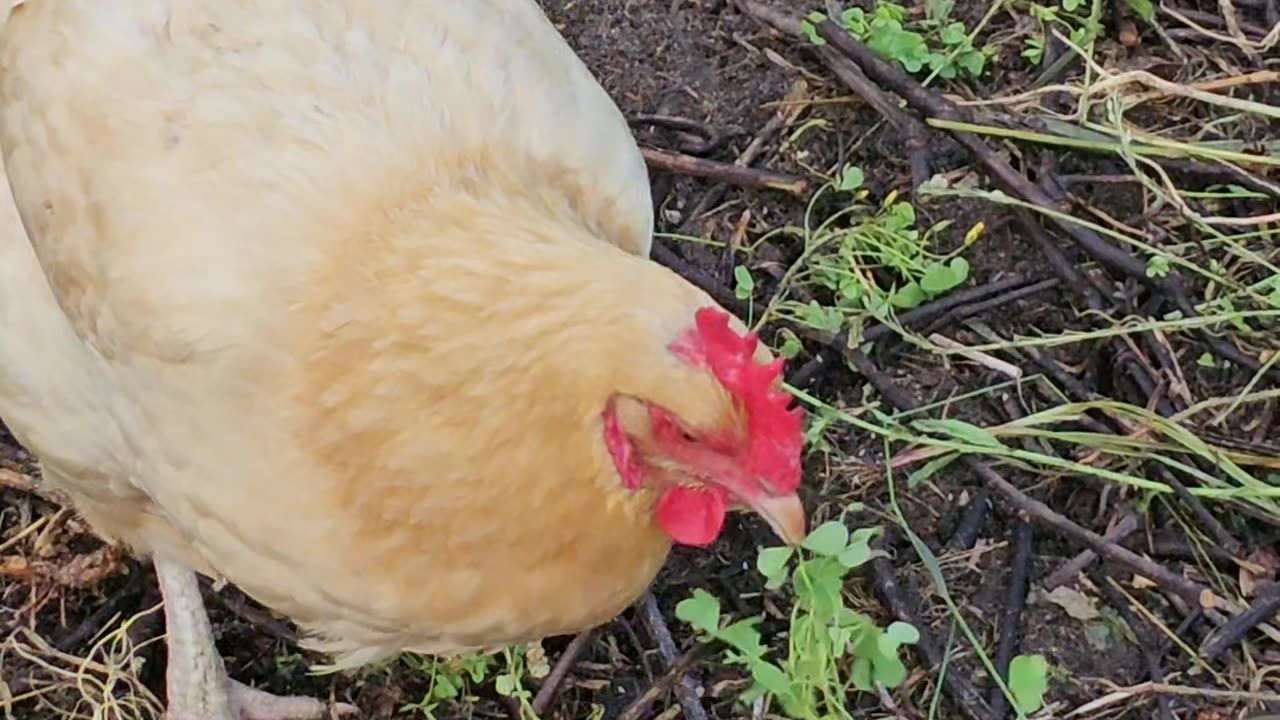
<box><xmin>0</xmin><ymin>2</ymin><xmax>806</xmax><ymax>719</ymax></box>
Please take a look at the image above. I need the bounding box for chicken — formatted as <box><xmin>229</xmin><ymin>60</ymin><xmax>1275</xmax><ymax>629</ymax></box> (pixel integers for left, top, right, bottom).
<box><xmin>0</xmin><ymin>2</ymin><xmax>807</xmax><ymax>719</ymax></box>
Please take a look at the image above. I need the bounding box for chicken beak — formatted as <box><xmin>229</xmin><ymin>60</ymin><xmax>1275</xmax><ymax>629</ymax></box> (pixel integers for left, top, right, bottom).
<box><xmin>748</xmin><ymin>493</ymin><xmax>807</xmax><ymax>546</ymax></box>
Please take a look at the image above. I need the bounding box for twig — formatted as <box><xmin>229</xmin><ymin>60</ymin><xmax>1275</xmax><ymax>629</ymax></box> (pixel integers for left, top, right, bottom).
<box><xmin>617</xmin><ymin>644</ymin><xmax>709</xmax><ymax>720</ymax></box>
<box><xmin>1222</xmin><ymin>0</ymin><xmax>1263</xmax><ymax>61</ymax></box>
<box><xmin>729</xmin><ymin>0</ymin><xmax>801</xmax><ymax>35</ymax></box>
<box><xmin>630</xmin><ymin>114</ymin><xmax>726</xmax><ymax>156</ymax></box>
<box><xmin>788</xmin><ymin>275</ymin><xmax>1036</xmax><ymax>387</ymax></box>
<box><xmin>927</xmin><ymin>334</ymin><xmax>1023</xmax><ymax>380</ymax></box>
<box><xmin>1092</xmin><ymin>571</ymin><xmax>1176</xmax><ymax>720</ymax></box>
<box><xmin>55</xmin><ymin>566</ymin><xmax>146</xmax><ymax>652</ymax></box>
<box><xmin>650</xmin><ymin>243</ymin><xmax>748</xmax><ymax>317</ymax></box>
<box><xmin>1067</xmin><ymin>681</ymin><xmax>1280</xmax><ymax>717</ymax></box>
<box><xmin>821</xmin><ymin>50</ymin><xmax>932</xmax><ymax>189</ymax></box>
<box><xmin>1149</xmin><ymin>464</ymin><xmax>1243</xmax><ymax>557</ymax></box>
<box><xmin>965</xmin><ymin>322</ymin><xmax>1104</xmax><ymax>407</ymax></box>
<box><xmin>811</xmin><ymin>21</ymin><xmax>1146</xmax><ymax>279</ymax></box>
<box><xmin>988</xmin><ymin>522</ymin><xmax>1033</xmax><ymax>719</ymax></box>
<box><xmin>1015</xmin><ymin>208</ymin><xmax>1106</xmax><ymax>310</ymax></box>
<box><xmin>862</xmin><ymin>277</ymin><xmax>1036</xmax><ymax>346</ymax></box>
<box><xmin>679</xmin><ymin>80</ymin><xmax>809</xmax><ymax>237</ymax></box>
<box><xmin>869</xmin><ymin>549</ymin><xmax>998</xmax><ymax>720</ymax></box>
<box><xmin>531</xmin><ymin>630</ymin><xmax>594</xmax><ymax>716</ymax></box>
<box><xmin>1120</xmin><ymin>352</ymin><xmax>1177</xmax><ymax>418</ymax></box>
<box><xmin>1198</xmin><ymin>582</ymin><xmax>1280</xmax><ymax>660</ymax></box>
<box><xmin>732</xmin><ymin>0</ymin><xmax>932</xmax><ymax>190</ymax></box>
<box><xmin>200</xmin><ymin>580</ymin><xmax>298</xmax><ymax>644</ymax></box>
<box><xmin>849</xmin><ymin>350</ymin><xmax>1211</xmax><ymax>609</ymax></box>
<box><xmin>1111</xmin><ymin>334</ymin><xmax>1248</xmax><ymax>554</ymax></box>
<box><xmin>640</xmin><ymin>147</ymin><xmax>809</xmax><ymax>196</ymax></box>
<box><xmin>1142</xmin><ymin>331</ymin><xmax>1191</xmax><ymax>411</ymax></box>
<box><xmin>974</xmin><ymin>451</ymin><xmax>1205</xmax><ymax>608</ymax></box>
<box><xmin>785</xmin><ymin>350</ymin><xmax>831</xmax><ymax>390</ymax></box>
<box><xmin>809</xmin><ymin>19</ymin><xmax>1272</xmax><ymax>378</ymax></box>
<box><xmin>1040</xmin><ymin>138</ymin><xmax>1280</xmax><ymax>201</ymax></box>
<box><xmin>1160</xmin><ymin>4</ymin><xmax>1272</xmax><ymax>39</ymax></box>
<box><xmin>638</xmin><ymin>592</ymin><xmax>710</xmax><ymax>720</ymax></box>
<box><xmin>1143</xmin><ymin>538</ymin><xmax>1238</xmax><ymax>568</ymax></box>
<box><xmin>1042</xmin><ymin>513</ymin><xmax>1141</xmax><ymax>591</ymax></box>
<box><xmin>0</xmin><ymin>466</ymin><xmax>34</xmax><ymax>492</ymax></box>
<box><xmin>0</xmin><ymin>468</ymin><xmax>66</xmax><ymax>506</ymax></box>
<box><xmin>929</xmin><ymin>278</ymin><xmax>1062</xmax><ymax>329</ymax></box>
<box><xmin>498</xmin><ymin>694</ymin><xmax>523</xmax><ymax>720</ymax></box>
<box><xmin>946</xmin><ymin>489</ymin><xmax>992</xmax><ymax>551</ymax></box>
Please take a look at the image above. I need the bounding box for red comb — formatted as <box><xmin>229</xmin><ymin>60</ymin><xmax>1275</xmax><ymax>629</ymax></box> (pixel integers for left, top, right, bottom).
<box><xmin>675</xmin><ymin>307</ymin><xmax>803</xmax><ymax>493</ymax></box>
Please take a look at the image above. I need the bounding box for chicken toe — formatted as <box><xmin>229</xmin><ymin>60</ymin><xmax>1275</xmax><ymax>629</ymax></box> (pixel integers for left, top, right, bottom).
<box><xmin>230</xmin><ymin>682</ymin><xmax>358</xmax><ymax>720</ymax></box>
<box><xmin>155</xmin><ymin>559</ymin><xmax>356</xmax><ymax>720</ymax></box>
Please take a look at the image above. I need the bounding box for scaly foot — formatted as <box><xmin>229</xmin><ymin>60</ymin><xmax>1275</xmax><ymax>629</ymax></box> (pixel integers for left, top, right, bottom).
<box><xmin>230</xmin><ymin>681</ymin><xmax>358</xmax><ymax>720</ymax></box>
<box><xmin>164</xmin><ymin>678</ymin><xmax>357</xmax><ymax>720</ymax></box>
<box><xmin>155</xmin><ymin>558</ymin><xmax>358</xmax><ymax>720</ymax></box>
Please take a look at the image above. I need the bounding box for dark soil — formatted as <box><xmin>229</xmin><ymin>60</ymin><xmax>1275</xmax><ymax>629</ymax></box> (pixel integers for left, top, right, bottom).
<box><xmin>3</xmin><ymin>1</ymin><xmax>1278</xmax><ymax>720</ymax></box>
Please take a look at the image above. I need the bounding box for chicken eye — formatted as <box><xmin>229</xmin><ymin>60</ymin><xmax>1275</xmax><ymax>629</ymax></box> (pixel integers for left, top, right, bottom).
<box><xmin>679</xmin><ymin>430</ymin><xmax>698</xmax><ymax>443</ymax></box>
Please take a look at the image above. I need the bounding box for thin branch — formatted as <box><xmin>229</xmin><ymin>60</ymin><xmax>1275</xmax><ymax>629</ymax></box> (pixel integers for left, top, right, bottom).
<box><xmin>638</xmin><ymin>592</ymin><xmax>710</xmax><ymax>720</ymax></box>
<box><xmin>641</xmin><ymin>147</ymin><xmax>810</xmax><ymax>196</ymax></box>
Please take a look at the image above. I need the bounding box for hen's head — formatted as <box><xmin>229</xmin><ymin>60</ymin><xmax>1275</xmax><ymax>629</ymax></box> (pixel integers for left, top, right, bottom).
<box><xmin>602</xmin><ymin>306</ymin><xmax>806</xmax><ymax>548</ymax></box>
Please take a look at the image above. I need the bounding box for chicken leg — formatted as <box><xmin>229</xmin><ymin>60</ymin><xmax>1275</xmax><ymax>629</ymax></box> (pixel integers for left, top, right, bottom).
<box><xmin>155</xmin><ymin>558</ymin><xmax>357</xmax><ymax>720</ymax></box>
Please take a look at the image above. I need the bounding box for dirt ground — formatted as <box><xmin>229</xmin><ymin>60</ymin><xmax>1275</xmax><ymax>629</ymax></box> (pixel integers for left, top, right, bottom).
<box><xmin>3</xmin><ymin>1</ymin><xmax>1279</xmax><ymax>719</ymax></box>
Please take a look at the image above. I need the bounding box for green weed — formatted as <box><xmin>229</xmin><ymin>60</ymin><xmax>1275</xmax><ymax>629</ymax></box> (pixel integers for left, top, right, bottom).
<box><xmin>1021</xmin><ymin>1</ymin><xmax>1102</xmax><ymax>66</ymax></box>
<box><xmin>676</xmin><ymin>519</ymin><xmax>917</xmax><ymax>719</ymax></box>
<box><xmin>272</xmin><ymin>651</ymin><xmax>307</xmax><ymax>677</ymax></box>
<box><xmin>741</xmin><ymin>165</ymin><xmax>979</xmax><ymax>345</ymax></box>
<box><xmin>1006</xmin><ymin>654</ymin><xmax>1050</xmax><ymax>713</ymax></box>
<box><xmin>802</xmin><ymin>3</ymin><xmax>991</xmax><ymax>80</ymax></box>
<box><xmin>399</xmin><ymin>644</ymin><xmax>547</xmax><ymax>720</ymax></box>
<box><xmin>399</xmin><ymin>653</ymin><xmax>497</xmax><ymax>719</ymax></box>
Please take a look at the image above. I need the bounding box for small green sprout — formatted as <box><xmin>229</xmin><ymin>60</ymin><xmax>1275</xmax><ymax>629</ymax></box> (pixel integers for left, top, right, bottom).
<box><xmin>1007</xmin><ymin>654</ymin><xmax>1049</xmax><ymax>713</ymax></box>
<box><xmin>272</xmin><ymin>651</ymin><xmax>306</xmax><ymax>677</ymax></box>
<box><xmin>734</xmin><ymin>265</ymin><xmax>756</xmax><ymax>300</ymax></box>
<box><xmin>775</xmin><ymin>328</ymin><xmax>804</xmax><ymax>360</ymax></box>
<box><xmin>1023</xmin><ymin>1</ymin><xmax>1104</xmax><ymax>67</ymax></box>
<box><xmin>1146</xmin><ymin>255</ymin><xmax>1171</xmax><ymax>278</ymax></box>
<box><xmin>400</xmin><ymin>654</ymin><xmax>494</xmax><ymax>719</ymax></box>
<box><xmin>803</xmin><ymin>3</ymin><xmax>989</xmax><ymax>79</ymax></box>
<box><xmin>1123</xmin><ymin>0</ymin><xmax>1155</xmax><ymax>21</ymax></box>
<box><xmin>493</xmin><ymin>652</ymin><xmax>530</xmax><ymax>705</ymax></box>
<box><xmin>400</xmin><ymin>647</ymin><xmax>541</xmax><ymax>719</ymax></box>
<box><xmin>677</xmin><ymin>520</ymin><xmax>918</xmax><ymax>719</ymax></box>
<box><xmin>1022</xmin><ymin>35</ymin><xmax>1045</xmax><ymax>64</ymax></box>
<box><xmin>835</xmin><ymin>165</ymin><xmax>865</xmax><ymax>193</ymax></box>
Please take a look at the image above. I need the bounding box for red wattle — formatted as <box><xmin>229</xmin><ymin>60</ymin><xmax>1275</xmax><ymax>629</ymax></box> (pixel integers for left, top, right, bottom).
<box><xmin>655</xmin><ymin>485</ymin><xmax>727</xmax><ymax>546</ymax></box>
